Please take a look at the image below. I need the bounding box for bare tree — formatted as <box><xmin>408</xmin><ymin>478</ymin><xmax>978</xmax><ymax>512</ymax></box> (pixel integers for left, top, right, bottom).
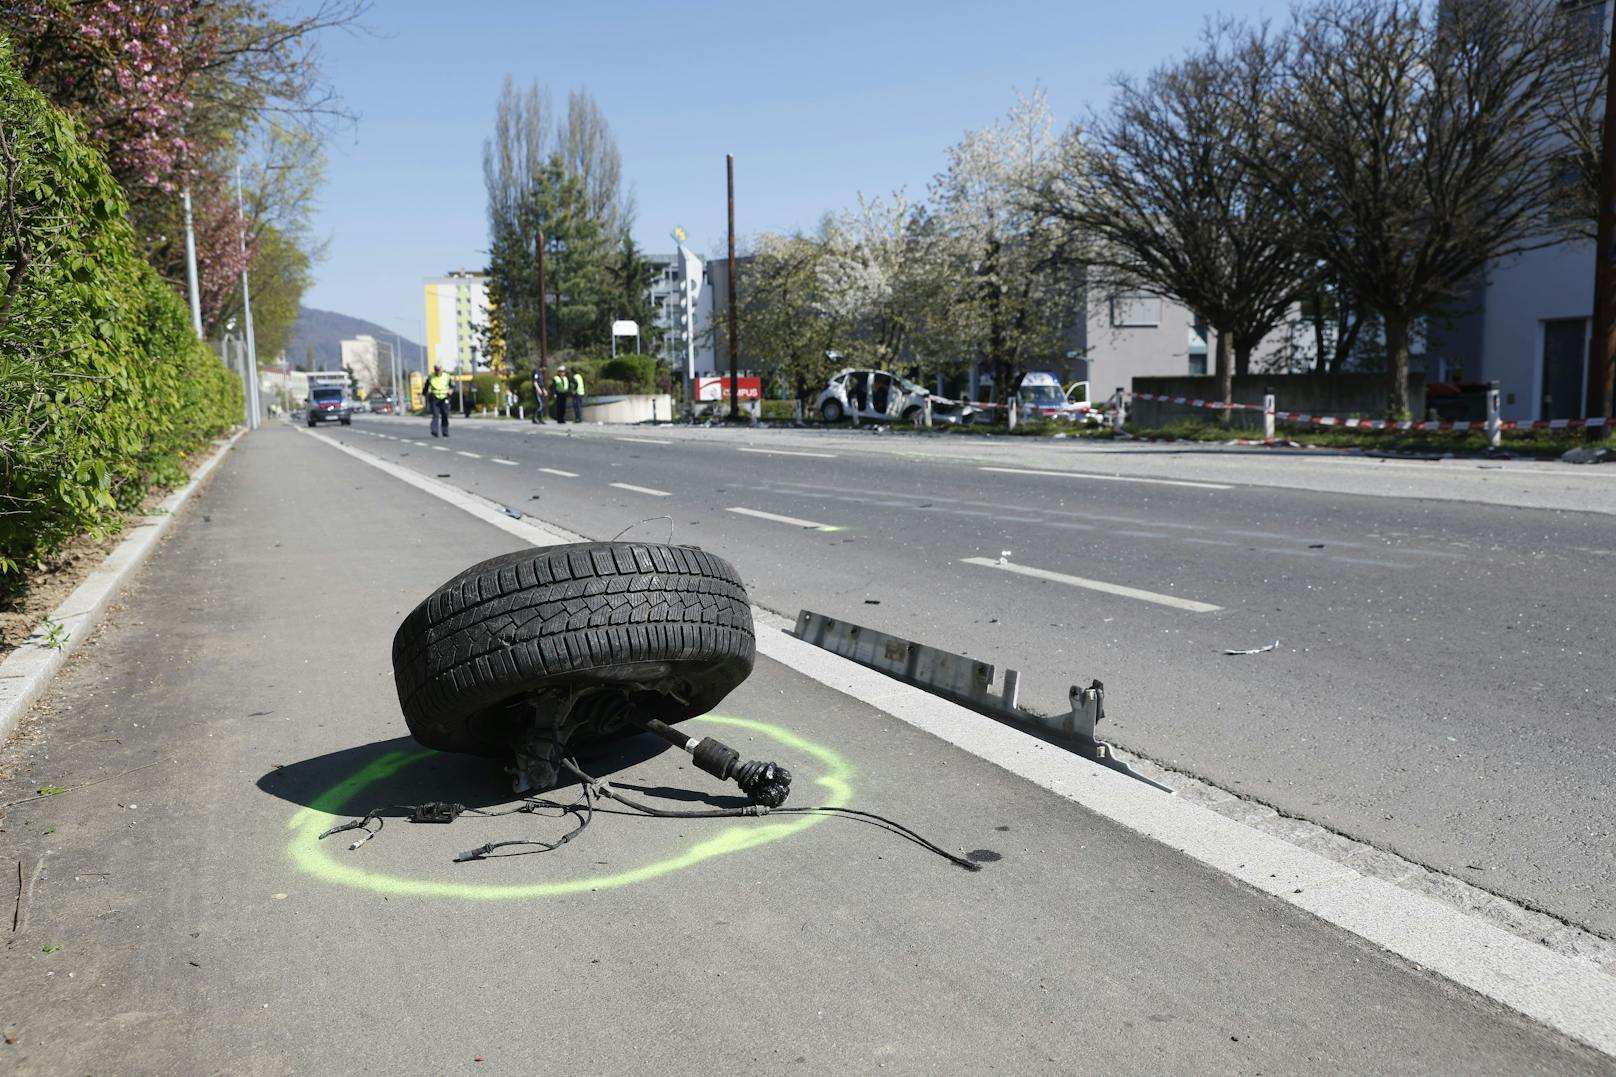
<box><xmin>561</xmin><ymin>89</ymin><xmax>634</xmax><ymax>239</ymax></box>
<box><xmin>483</xmin><ymin>77</ymin><xmax>553</xmax><ymax>249</ymax></box>
<box><xmin>1543</xmin><ymin>0</ymin><xmax>1609</xmax><ymax>242</ymax></box>
<box><xmin>1045</xmin><ymin>23</ymin><xmax>1312</xmax><ymax>415</ymax></box>
<box><xmin>1265</xmin><ymin>0</ymin><xmax>1592</xmax><ymax>419</ymax></box>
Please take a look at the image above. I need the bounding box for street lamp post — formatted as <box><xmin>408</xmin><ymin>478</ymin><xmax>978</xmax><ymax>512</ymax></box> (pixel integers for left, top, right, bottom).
<box><xmin>233</xmin><ymin>164</ymin><xmax>262</xmax><ymax>430</ymax></box>
<box><xmin>181</xmin><ymin>186</ymin><xmax>203</xmax><ymax>337</ymax></box>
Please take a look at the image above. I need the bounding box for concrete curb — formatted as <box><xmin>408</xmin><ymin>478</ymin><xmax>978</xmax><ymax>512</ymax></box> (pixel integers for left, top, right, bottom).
<box><xmin>0</xmin><ymin>429</ymin><xmax>245</xmax><ymax>748</ymax></box>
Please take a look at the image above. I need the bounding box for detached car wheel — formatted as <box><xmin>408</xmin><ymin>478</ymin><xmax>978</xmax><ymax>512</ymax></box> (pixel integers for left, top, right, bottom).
<box><xmin>820</xmin><ymin>399</ymin><xmax>844</xmax><ymax>423</ymax></box>
<box><xmin>391</xmin><ymin>542</ymin><xmax>755</xmax><ymax>783</ymax></box>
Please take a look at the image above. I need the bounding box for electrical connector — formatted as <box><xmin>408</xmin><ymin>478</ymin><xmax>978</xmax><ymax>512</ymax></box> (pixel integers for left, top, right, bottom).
<box><xmin>410</xmin><ymin>801</ymin><xmax>463</xmax><ymax>824</ymax></box>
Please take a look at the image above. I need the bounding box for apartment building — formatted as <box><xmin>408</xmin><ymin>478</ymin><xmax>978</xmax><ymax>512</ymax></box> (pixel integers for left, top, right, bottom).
<box><xmin>422</xmin><ymin>271</ymin><xmax>492</xmax><ymax>373</ymax></box>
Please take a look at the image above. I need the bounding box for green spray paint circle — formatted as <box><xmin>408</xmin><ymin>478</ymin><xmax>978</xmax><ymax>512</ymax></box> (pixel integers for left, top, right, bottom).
<box><xmin>285</xmin><ymin>715</ymin><xmax>854</xmax><ymax>899</ymax></box>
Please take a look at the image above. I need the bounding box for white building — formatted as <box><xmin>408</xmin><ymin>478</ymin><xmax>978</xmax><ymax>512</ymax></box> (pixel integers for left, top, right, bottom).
<box><xmin>339</xmin><ymin>335</ymin><xmax>383</xmax><ymax>393</ymax></box>
<box><xmin>648</xmin><ymin>252</ymin><xmax>716</xmax><ymax>375</ymax></box>
<box><xmin>423</xmin><ymin>270</ymin><xmax>492</xmax><ymax>373</ymax></box>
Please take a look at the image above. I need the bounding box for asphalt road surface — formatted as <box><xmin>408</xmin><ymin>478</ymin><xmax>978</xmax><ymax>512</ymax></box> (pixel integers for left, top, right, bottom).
<box><xmin>330</xmin><ymin>414</ymin><xmax>1616</xmax><ymax>940</ymax></box>
<box><xmin>0</xmin><ymin>427</ymin><xmax>1606</xmax><ymax>1074</ymax></box>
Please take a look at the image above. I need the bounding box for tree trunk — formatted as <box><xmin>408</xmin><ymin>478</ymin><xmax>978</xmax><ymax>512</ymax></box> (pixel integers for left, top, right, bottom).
<box><xmin>1312</xmin><ymin>292</ymin><xmax>1328</xmax><ymax>375</ymax></box>
<box><xmin>1383</xmin><ymin>311</ymin><xmax>1411</xmax><ymax>420</ymax></box>
<box><xmin>1235</xmin><ymin>340</ymin><xmax>1253</xmax><ymax>378</ymax></box>
<box><xmin>1215</xmin><ymin>329</ymin><xmax>1234</xmax><ymax>426</ymax></box>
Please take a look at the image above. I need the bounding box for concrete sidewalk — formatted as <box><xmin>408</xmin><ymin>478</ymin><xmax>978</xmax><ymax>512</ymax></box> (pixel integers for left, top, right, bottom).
<box><xmin>0</xmin><ymin>426</ymin><xmax>1606</xmax><ymax>1075</ymax></box>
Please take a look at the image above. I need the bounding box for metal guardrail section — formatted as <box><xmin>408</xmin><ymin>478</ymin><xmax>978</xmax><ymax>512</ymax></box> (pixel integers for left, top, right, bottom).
<box><xmin>793</xmin><ymin>610</ymin><xmax>1171</xmax><ymax>792</ymax></box>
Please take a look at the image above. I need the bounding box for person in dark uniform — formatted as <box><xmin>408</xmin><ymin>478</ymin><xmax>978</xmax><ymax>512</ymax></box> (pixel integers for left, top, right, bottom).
<box><xmin>531</xmin><ymin>368</ymin><xmax>547</xmax><ymax>423</ymax></box>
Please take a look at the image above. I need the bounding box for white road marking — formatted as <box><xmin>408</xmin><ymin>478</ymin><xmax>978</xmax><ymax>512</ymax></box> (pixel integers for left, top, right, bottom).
<box><xmin>615</xmin><ymin>437</ymin><xmax>672</xmax><ymax>445</ymax></box>
<box><xmin>1113</xmin><ymin>529</ymin><xmax>1168</xmax><ymax>539</ymax></box>
<box><xmin>726</xmin><ymin>507</ymin><xmax>840</xmax><ymax>531</ymax></box>
<box><xmin>979</xmin><ymin>466</ymin><xmax>1232</xmax><ymax>490</ymax></box>
<box><xmin>433</xmin><ymin>446</ymin><xmax>449</xmax><ymax>452</ymax></box>
<box><xmin>737</xmin><ymin>447</ymin><xmax>838</xmax><ymax>459</ymax></box>
<box><xmin>411</xmin><ymin>441</ymin><xmax>427</xmax><ymax>447</ymax></box>
<box><xmin>610</xmin><ymin>482</ymin><xmax>671</xmax><ymax>497</ymax></box>
<box><xmin>962</xmin><ymin>556</ymin><xmax>1222</xmax><ymax>613</ymax></box>
<box><xmin>539</xmin><ymin>467</ymin><xmax>578</xmax><ymax>478</ymax></box>
<box><xmin>492</xmin><ymin>458</ymin><xmax>518</xmax><ymax>466</ymax></box>
<box><xmin>456</xmin><ymin>451</ymin><xmax>482</xmax><ymax>458</ymax></box>
<box><xmin>1329</xmin><ymin>555</ymin><xmax>1413</xmax><ymax>569</ymax></box>
<box><xmin>1182</xmin><ymin>537</ymin><xmax>1236</xmax><ymax>547</ymax></box>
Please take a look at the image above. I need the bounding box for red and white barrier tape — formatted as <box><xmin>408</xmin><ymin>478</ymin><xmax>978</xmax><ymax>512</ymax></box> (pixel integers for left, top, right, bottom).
<box><xmin>1127</xmin><ymin>391</ymin><xmax>1610</xmax><ymax>431</ymax></box>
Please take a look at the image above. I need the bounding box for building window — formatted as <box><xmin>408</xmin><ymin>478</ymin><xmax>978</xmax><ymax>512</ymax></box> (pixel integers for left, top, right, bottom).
<box><xmin>1560</xmin><ymin>1</ymin><xmax>1609</xmax><ymax>52</ymax></box>
<box><xmin>1111</xmin><ymin>294</ymin><xmax>1162</xmax><ymax>328</ymax></box>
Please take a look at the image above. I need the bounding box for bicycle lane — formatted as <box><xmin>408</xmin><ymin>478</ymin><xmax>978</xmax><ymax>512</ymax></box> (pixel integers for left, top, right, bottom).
<box><xmin>0</xmin><ymin>425</ymin><xmax>1604</xmax><ymax>1075</ymax></box>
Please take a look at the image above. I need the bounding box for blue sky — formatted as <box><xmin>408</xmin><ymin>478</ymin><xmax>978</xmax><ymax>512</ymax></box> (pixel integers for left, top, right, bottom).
<box><xmin>302</xmin><ymin>0</ymin><xmax>1280</xmax><ymax>341</ymax></box>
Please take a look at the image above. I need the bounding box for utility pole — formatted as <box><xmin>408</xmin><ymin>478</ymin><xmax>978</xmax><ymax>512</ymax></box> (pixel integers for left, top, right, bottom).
<box><xmin>726</xmin><ymin>153</ymin><xmax>739</xmax><ymax>422</ymax></box>
<box><xmin>234</xmin><ymin>164</ymin><xmax>262</xmax><ymax>430</ymax></box>
<box><xmin>1592</xmin><ymin>9</ymin><xmax>1616</xmax><ymax>427</ymax></box>
<box><xmin>536</xmin><ymin>228</ymin><xmax>550</xmax><ymax>398</ymax></box>
<box><xmin>181</xmin><ymin>186</ymin><xmax>203</xmax><ymax>337</ymax></box>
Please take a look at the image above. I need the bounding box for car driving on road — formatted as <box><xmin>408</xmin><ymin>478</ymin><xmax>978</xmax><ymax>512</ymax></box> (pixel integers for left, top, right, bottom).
<box><xmin>305</xmin><ymin>385</ymin><xmax>352</xmax><ymax>426</ymax></box>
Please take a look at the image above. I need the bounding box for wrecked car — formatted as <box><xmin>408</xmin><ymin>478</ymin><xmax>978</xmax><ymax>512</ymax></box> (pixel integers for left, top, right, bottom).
<box><xmin>815</xmin><ymin>369</ymin><xmax>975</xmax><ymax>425</ymax></box>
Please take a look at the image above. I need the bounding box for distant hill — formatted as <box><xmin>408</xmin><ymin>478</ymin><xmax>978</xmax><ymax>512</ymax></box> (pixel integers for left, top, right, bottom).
<box><xmin>283</xmin><ymin>306</ymin><xmax>426</xmax><ymax>373</ymax></box>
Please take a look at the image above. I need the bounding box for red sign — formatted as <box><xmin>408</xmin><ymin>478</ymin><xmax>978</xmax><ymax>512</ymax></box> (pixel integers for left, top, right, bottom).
<box><xmin>695</xmin><ymin>375</ymin><xmax>762</xmax><ymax>402</ymax></box>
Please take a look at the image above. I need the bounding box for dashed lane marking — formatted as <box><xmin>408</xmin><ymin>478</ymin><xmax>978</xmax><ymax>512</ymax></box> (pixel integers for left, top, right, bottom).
<box><xmin>539</xmin><ymin>468</ymin><xmax>578</xmax><ymax>478</ymax></box>
<box><xmin>615</xmin><ymin>437</ymin><xmax>673</xmax><ymax>445</ymax></box>
<box><xmin>726</xmin><ymin>507</ymin><xmax>841</xmax><ymax>531</ymax></box>
<box><xmin>493</xmin><ymin>458</ymin><xmax>518</xmax><ymax>466</ymax></box>
<box><xmin>978</xmin><ymin>466</ymin><xmax>1232</xmax><ymax>490</ymax></box>
<box><xmin>610</xmin><ymin>482</ymin><xmax>671</xmax><ymax>497</ymax></box>
<box><xmin>1329</xmin><ymin>555</ymin><xmax>1414</xmax><ymax>569</ymax></box>
<box><xmin>962</xmin><ymin>556</ymin><xmax>1222</xmax><ymax>613</ymax></box>
<box><xmin>736</xmin><ymin>447</ymin><xmax>838</xmax><ymax>459</ymax></box>
<box><xmin>456</xmin><ymin>451</ymin><xmax>482</xmax><ymax>458</ymax></box>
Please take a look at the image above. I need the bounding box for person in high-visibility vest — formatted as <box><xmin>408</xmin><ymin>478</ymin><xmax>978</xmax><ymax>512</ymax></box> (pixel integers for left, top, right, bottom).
<box><xmin>552</xmin><ymin>365</ymin><xmax>571</xmax><ymax>424</ymax></box>
<box><xmin>426</xmin><ymin>364</ymin><xmax>453</xmax><ymax>438</ymax></box>
<box><xmin>570</xmin><ymin>367</ymin><xmax>585</xmax><ymax>422</ymax></box>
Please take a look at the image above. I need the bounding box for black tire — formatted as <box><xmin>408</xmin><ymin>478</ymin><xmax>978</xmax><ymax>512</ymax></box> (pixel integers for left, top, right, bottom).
<box><xmin>901</xmin><ymin>405</ymin><xmax>920</xmax><ymax>423</ymax></box>
<box><xmin>340</xmin><ymin>417</ymin><xmax>351</xmax><ymax>426</ymax></box>
<box><xmin>307</xmin><ymin>417</ymin><xmax>316</xmax><ymax>427</ymax></box>
<box><xmin>391</xmin><ymin>542</ymin><xmax>754</xmax><ymax>760</ymax></box>
<box><xmin>821</xmin><ymin>399</ymin><xmax>844</xmax><ymax>423</ymax></box>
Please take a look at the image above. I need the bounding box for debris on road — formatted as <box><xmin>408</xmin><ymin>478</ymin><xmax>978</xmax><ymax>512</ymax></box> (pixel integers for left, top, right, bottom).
<box><xmin>1560</xmin><ymin>446</ymin><xmax>1615</xmax><ymax>465</ymax></box>
<box><xmin>795</xmin><ymin>609</ymin><xmax>1170</xmax><ymax>792</ymax></box>
<box><xmin>1225</xmin><ymin>640</ymin><xmax>1280</xmax><ymax>656</ymax></box>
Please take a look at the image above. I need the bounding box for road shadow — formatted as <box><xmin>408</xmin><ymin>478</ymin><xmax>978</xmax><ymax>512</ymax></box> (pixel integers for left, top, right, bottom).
<box><xmin>256</xmin><ymin>733</ymin><xmax>674</xmax><ymax>817</ymax></box>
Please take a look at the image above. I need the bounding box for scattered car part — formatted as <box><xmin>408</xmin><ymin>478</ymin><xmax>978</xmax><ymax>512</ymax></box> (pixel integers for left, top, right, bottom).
<box><xmin>793</xmin><ymin>610</ymin><xmax>1170</xmax><ymax>792</ymax></box>
<box><xmin>391</xmin><ymin>541</ymin><xmax>755</xmax><ymax>794</ymax></box>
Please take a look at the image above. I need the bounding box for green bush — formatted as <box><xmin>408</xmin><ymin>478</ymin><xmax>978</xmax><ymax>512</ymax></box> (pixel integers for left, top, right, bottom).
<box><xmin>599</xmin><ymin>353</ymin><xmax>656</xmax><ymax>393</ymax></box>
<box><xmin>0</xmin><ymin>41</ymin><xmax>241</xmax><ymax>597</ymax></box>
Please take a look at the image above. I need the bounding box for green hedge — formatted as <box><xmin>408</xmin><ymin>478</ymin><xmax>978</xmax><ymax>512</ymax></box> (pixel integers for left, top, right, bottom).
<box><xmin>0</xmin><ymin>40</ymin><xmax>241</xmax><ymax>597</ymax></box>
